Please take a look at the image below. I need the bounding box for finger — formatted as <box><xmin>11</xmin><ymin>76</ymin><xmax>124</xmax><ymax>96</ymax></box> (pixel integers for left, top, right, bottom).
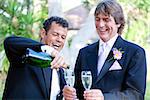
<box><xmin>64</xmin><ymin>96</ymin><xmax>76</xmax><ymax>100</ymax></box>
<box><xmin>86</xmin><ymin>97</ymin><xmax>98</xmax><ymax>100</ymax></box>
<box><xmin>85</xmin><ymin>95</ymin><xmax>102</xmax><ymax>100</ymax></box>
<box><xmin>84</xmin><ymin>93</ymin><xmax>93</xmax><ymax>98</ymax></box>
<box><xmin>84</xmin><ymin>90</ymin><xmax>104</xmax><ymax>100</ymax></box>
<box><xmin>51</xmin><ymin>56</ymin><xmax>63</xmax><ymax>68</ymax></box>
<box><xmin>58</xmin><ymin>58</ymin><xmax>65</xmax><ymax>67</ymax></box>
<box><xmin>52</xmin><ymin>56</ymin><xmax>69</xmax><ymax>69</ymax></box>
<box><xmin>63</xmin><ymin>87</ymin><xmax>76</xmax><ymax>95</ymax></box>
<box><xmin>84</xmin><ymin>90</ymin><xmax>95</xmax><ymax>97</ymax></box>
<box><xmin>53</xmin><ymin>57</ymin><xmax>63</xmax><ymax>68</ymax></box>
<box><xmin>63</xmin><ymin>87</ymin><xmax>77</xmax><ymax>99</ymax></box>
<box><xmin>51</xmin><ymin>50</ymin><xmax>59</xmax><ymax>57</ymax></box>
<box><xmin>63</xmin><ymin>94</ymin><xmax>77</xmax><ymax>99</ymax></box>
<box><xmin>62</xmin><ymin>62</ymin><xmax>69</xmax><ymax>69</ymax></box>
<box><xmin>51</xmin><ymin>55</ymin><xmax>60</xmax><ymax>66</ymax></box>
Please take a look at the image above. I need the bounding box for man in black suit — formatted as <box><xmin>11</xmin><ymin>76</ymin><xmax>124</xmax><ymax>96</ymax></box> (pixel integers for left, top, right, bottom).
<box><xmin>3</xmin><ymin>16</ymin><xmax>69</xmax><ymax>99</ymax></box>
<box><xmin>63</xmin><ymin>0</ymin><xmax>147</xmax><ymax>100</ymax></box>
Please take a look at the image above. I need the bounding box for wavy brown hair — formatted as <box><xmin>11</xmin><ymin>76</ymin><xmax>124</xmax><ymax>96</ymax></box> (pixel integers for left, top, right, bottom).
<box><xmin>94</xmin><ymin>0</ymin><xmax>125</xmax><ymax>35</ymax></box>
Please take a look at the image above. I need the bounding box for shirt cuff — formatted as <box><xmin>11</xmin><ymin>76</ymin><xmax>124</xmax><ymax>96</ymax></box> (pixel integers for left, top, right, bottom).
<box><xmin>41</xmin><ymin>45</ymin><xmax>54</xmax><ymax>55</ymax></box>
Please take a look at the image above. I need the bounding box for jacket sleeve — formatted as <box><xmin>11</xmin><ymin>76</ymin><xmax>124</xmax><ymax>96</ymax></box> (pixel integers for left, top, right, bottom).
<box><xmin>4</xmin><ymin>36</ymin><xmax>44</xmax><ymax>65</ymax></box>
<box><xmin>58</xmin><ymin>68</ymin><xmax>66</xmax><ymax>100</ymax></box>
<box><xmin>74</xmin><ymin>50</ymin><xmax>85</xmax><ymax>100</ymax></box>
<box><xmin>104</xmin><ymin>47</ymin><xmax>147</xmax><ymax>100</ymax></box>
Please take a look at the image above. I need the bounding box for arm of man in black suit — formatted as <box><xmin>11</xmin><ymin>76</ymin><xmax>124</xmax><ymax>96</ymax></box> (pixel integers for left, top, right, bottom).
<box><xmin>4</xmin><ymin>36</ymin><xmax>43</xmax><ymax>65</ymax></box>
<box><xmin>4</xmin><ymin>36</ymin><xmax>68</xmax><ymax>69</ymax></box>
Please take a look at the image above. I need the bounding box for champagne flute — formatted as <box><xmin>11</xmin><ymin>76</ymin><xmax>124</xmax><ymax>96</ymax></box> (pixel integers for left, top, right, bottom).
<box><xmin>64</xmin><ymin>69</ymin><xmax>78</xmax><ymax>100</ymax></box>
<box><xmin>81</xmin><ymin>71</ymin><xmax>92</xmax><ymax>90</ymax></box>
<box><xmin>64</xmin><ymin>69</ymin><xmax>75</xmax><ymax>87</ymax></box>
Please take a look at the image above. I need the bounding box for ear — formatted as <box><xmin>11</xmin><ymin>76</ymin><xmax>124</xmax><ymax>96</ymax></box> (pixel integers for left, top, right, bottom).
<box><xmin>39</xmin><ymin>28</ymin><xmax>46</xmax><ymax>39</ymax></box>
<box><xmin>117</xmin><ymin>24</ymin><xmax>121</xmax><ymax>28</ymax></box>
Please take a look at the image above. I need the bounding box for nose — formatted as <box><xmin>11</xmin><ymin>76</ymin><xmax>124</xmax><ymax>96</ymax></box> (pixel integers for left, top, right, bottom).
<box><xmin>99</xmin><ymin>20</ymin><xmax>105</xmax><ymax>27</ymax></box>
<box><xmin>56</xmin><ymin>35</ymin><xmax>62</xmax><ymax>42</ymax></box>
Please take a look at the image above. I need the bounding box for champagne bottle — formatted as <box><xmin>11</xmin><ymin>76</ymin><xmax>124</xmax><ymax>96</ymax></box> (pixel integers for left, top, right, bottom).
<box><xmin>23</xmin><ymin>48</ymin><xmax>53</xmax><ymax>68</ymax></box>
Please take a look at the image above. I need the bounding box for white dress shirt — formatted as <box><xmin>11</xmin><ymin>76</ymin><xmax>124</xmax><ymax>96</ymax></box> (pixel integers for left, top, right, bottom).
<box><xmin>41</xmin><ymin>45</ymin><xmax>60</xmax><ymax>100</ymax></box>
<box><xmin>50</xmin><ymin>69</ymin><xmax>60</xmax><ymax>100</ymax></box>
<box><xmin>97</xmin><ymin>34</ymin><xmax>119</xmax><ymax>74</ymax></box>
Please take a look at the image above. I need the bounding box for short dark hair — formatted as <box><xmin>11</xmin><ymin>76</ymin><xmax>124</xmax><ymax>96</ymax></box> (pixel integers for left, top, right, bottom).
<box><xmin>43</xmin><ymin>16</ymin><xmax>69</xmax><ymax>33</ymax></box>
<box><xmin>94</xmin><ymin>0</ymin><xmax>125</xmax><ymax>35</ymax></box>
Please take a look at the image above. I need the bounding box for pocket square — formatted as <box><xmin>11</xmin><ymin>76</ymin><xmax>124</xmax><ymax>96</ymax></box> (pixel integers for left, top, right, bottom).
<box><xmin>109</xmin><ymin>60</ymin><xmax>122</xmax><ymax>71</ymax></box>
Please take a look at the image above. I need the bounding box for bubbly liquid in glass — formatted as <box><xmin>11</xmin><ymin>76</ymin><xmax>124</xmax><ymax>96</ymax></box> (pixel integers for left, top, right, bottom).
<box><xmin>81</xmin><ymin>72</ymin><xmax>92</xmax><ymax>90</ymax></box>
<box><xmin>64</xmin><ymin>70</ymin><xmax>75</xmax><ymax>87</ymax></box>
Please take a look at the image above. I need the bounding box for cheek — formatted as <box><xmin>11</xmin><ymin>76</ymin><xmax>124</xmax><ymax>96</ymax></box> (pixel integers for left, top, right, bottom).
<box><xmin>46</xmin><ymin>37</ymin><xmax>53</xmax><ymax>45</ymax></box>
<box><xmin>95</xmin><ymin>22</ymin><xmax>99</xmax><ymax>28</ymax></box>
<box><xmin>106</xmin><ymin>24</ymin><xmax>113</xmax><ymax>32</ymax></box>
<box><xmin>62</xmin><ymin>42</ymin><xmax>65</xmax><ymax>46</ymax></box>
<box><xmin>109</xmin><ymin>25</ymin><xmax>117</xmax><ymax>33</ymax></box>
<box><xmin>60</xmin><ymin>40</ymin><xmax>65</xmax><ymax>46</ymax></box>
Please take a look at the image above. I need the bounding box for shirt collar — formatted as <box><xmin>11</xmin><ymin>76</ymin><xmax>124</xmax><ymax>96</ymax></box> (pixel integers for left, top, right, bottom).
<box><xmin>99</xmin><ymin>34</ymin><xmax>118</xmax><ymax>54</ymax></box>
<box><xmin>106</xmin><ymin>34</ymin><xmax>118</xmax><ymax>49</ymax></box>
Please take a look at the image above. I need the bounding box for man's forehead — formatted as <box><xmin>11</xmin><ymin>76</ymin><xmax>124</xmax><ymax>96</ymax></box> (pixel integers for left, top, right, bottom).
<box><xmin>53</xmin><ymin>29</ymin><xmax>67</xmax><ymax>34</ymax></box>
<box><xmin>95</xmin><ymin>14</ymin><xmax>111</xmax><ymax>18</ymax></box>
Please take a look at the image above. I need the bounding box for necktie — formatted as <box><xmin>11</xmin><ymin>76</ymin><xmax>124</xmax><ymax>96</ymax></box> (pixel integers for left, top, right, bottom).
<box><xmin>97</xmin><ymin>43</ymin><xmax>107</xmax><ymax>75</ymax></box>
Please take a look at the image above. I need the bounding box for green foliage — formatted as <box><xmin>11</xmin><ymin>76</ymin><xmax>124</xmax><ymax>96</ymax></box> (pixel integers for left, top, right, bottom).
<box><xmin>119</xmin><ymin>0</ymin><xmax>150</xmax><ymax>48</ymax></box>
<box><xmin>0</xmin><ymin>0</ymin><xmax>48</xmax><ymax>72</ymax></box>
<box><xmin>0</xmin><ymin>0</ymin><xmax>37</xmax><ymax>37</ymax></box>
<box><xmin>145</xmin><ymin>80</ymin><xmax>150</xmax><ymax>100</ymax></box>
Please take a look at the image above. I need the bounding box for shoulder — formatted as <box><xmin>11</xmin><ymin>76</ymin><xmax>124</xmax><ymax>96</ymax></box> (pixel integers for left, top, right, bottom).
<box><xmin>79</xmin><ymin>41</ymin><xmax>99</xmax><ymax>53</ymax></box>
<box><xmin>4</xmin><ymin>35</ymin><xmax>20</xmax><ymax>46</ymax></box>
<box><xmin>4</xmin><ymin>35</ymin><xmax>41</xmax><ymax>45</ymax></box>
<box><xmin>4</xmin><ymin>35</ymin><xmax>34</xmax><ymax>42</ymax></box>
<box><xmin>5</xmin><ymin>35</ymin><xmax>24</xmax><ymax>41</ymax></box>
<box><xmin>123</xmin><ymin>39</ymin><xmax>145</xmax><ymax>54</ymax></box>
<box><xmin>4</xmin><ymin>35</ymin><xmax>26</xmax><ymax>44</ymax></box>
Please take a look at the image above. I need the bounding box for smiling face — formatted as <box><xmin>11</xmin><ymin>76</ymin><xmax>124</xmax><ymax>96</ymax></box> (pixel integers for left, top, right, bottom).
<box><xmin>95</xmin><ymin>14</ymin><xmax>120</xmax><ymax>42</ymax></box>
<box><xmin>94</xmin><ymin>0</ymin><xmax>125</xmax><ymax>42</ymax></box>
<box><xmin>41</xmin><ymin>22</ymin><xmax>68</xmax><ymax>51</ymax></box>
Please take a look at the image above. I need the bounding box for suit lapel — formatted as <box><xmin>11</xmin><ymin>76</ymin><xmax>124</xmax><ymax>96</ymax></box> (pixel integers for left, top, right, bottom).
<box><xmin>42</xmin><ymin>67</ymin><xmax>52</xmax><ymax>98</ymax></box>
<box><xmin>58</xmin><ymin>69</ymin><xmax>65</xmax><ymax>90</ymax></box>
<box><xmin>96</xmin><ymin>36</ymin><xmax>125</xmax><ymax>83</ymax></box>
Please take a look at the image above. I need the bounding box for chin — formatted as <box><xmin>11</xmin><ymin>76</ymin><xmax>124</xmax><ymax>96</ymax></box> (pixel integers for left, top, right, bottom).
<box><xmin>101</xmin><ymin>37</ymin><xmax>109</xmax><ymax>42</ymax></box>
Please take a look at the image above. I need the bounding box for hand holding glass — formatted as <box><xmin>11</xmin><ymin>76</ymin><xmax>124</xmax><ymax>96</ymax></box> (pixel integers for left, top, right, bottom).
<box><xmin>81</xmin><ymin>71</ymin><xmax>92</xmax><ymax>90</ymax></box>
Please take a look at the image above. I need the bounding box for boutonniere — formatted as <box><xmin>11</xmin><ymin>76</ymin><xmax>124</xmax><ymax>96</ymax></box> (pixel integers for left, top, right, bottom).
<box><xmin>109</xmin><ymin>48</ymin><xmax>124</xmax><ymax>61</ymax></box>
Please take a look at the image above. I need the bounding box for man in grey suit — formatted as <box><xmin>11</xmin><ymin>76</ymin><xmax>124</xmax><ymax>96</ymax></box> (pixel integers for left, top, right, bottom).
<box><xmin>63</xmin><ymin>0</ymin><xmax>147</xmax><ymax>100</ymax></box>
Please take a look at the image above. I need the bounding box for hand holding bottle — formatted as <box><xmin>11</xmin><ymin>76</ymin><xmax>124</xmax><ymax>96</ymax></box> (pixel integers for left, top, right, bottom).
<box><xmin>51</xmin><ymin>52</ymin><xmax>68</xmax><ymax>69</ymax></box>
<box><xmin>41</xmin><ymin>45</ymin><xmax>69</xmax><ymax>69</ymax></box>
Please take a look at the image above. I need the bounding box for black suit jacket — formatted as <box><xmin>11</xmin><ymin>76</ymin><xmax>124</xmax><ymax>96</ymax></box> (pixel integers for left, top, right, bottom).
<box><xmin>74</xmin><ymin>36</ymin><xmax>147</xmax><ymax>100</ymax></box>
<box><xmin>3</xmin><ymin>36</ymin><xmax>66</xmax><ymax>100</ymax></box>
